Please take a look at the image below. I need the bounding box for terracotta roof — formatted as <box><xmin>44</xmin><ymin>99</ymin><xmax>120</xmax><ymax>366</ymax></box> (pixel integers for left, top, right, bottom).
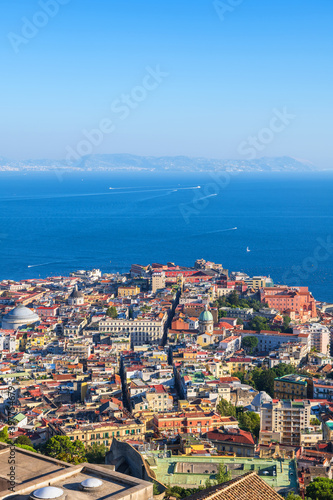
<box><xmin>206</xmin><ymin>428</ymin><xmax>255</xmax><ymax>445</ymax></box>
<box><xmin>185</xmin><ymin>471</ymin><xmax>283</xmax><ymax>500</ymax></box>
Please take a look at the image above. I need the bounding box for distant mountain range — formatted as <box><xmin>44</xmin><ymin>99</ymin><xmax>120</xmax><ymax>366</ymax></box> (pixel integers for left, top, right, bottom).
<box><xmin>0</xmin><ymin>154</ymin><xmax>316</xmax><ymax>172</ymax></box>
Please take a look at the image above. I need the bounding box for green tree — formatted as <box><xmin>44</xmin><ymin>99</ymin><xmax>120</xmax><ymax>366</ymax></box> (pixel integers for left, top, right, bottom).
<box><xmin>15</xmin><ymin>443</ymin><xmax>36</xmax><ymax>452</ymax></box>
<box><xmin>216</xmin><ymin>398</ymin><xmax>236</xmax><ymax>418</ymax></box>
<box><xmin>286</xmin><ymin>493</ymin><xmax>303</xmax><ymax>500</ymax></box>
<box><xmin>106</xmin><ymin>306</ymin><xmax>118</xmax><ymax>319</ymax></box>
<box><xmin>238</xmin><ymin>411</ymin><xmax>260</xmax><ymax>438</ymax></box>
<box><xmin>248</xmin><ymin>316</ymin><xmax>269</xmax><ymax>331</ymax></box>
<box><xmin>249</xmin><ymin>364</ymin><xmax>296</xmax><ymax>397</ymax></box>
<box><xmin>282</xmin><ymin>315</ymin><xmax>291</xmax><ymax>330</ymax></box>
<box><xmin>153</xmin><ymin>483</ymin><xmax>161</xmax><ymax>496</ymax></box>
<box><xmin>228</xmin><ymin>291</ymin><xmax>239</xmax><ymax>306</ymax></box>
<box><xmin>44</xmin><ymin>436</ymin><xmax>86</xmax><ymax>464</ymax></box>
<box><xmin>242</xmin><ymin>336</ymin><xmax>258</xmax><ymax>354</ymax></box>
<box><xmin>0</xmin><ymin>426</ymin><xmax>9</xmax><ymax>443</ymax></box>
<box><xmin>232</xmin><ymin>371</ymin><xmax>247</xmax><ymax>384</ymax></box>
<box><xmin>274</xmin><ymin>363</ymin><xmax>296</xmax><ymax>377</ymax></box>
<box><xmin>215</xmin><ymin>464</ymin><xmax>231</xmax><ymax>483</ymax></box>
<box><xmin>306</xmin><ymin>477</ymin><xmax>333</xmax><ymax>499</ymax></box>
<box><xmin>310</xmin><ymin>418</ymin><xmax>320</xmax><ymax>426</ymax></box>
<box><xmin>15</xmin><ymin>435</ymin><xmax>33</xmax><ymax>447</ymax></box>
<box><xmin>85</xmin><ymin>443</ymin><xmax>107</xmax><ymax>464</ymax></box>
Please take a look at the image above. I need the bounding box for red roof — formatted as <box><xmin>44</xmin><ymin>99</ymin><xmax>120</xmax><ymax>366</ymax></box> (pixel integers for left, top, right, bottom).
<box><xmin>206</xmin><ymin>428</ymin><xmax>255</xmax><ymax>445</ymax></box>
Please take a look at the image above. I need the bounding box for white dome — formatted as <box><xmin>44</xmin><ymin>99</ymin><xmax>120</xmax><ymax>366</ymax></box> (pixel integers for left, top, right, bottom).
<box><xmin>2</xmin><ymin>304</ymin><xmax>40</xmax><ymax>329</ymax></box>
<box><xmin>33</xmin><ymin>486</ymin><xmax>64</xmax><ymax>499</ymax></box>
<box><xmin>81</xmin><ymin>477</ymin><xmax>103</xmax><ymax>488</ymax></box>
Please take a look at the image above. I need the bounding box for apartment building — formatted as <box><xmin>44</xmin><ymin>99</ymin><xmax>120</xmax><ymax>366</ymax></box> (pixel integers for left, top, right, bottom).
<box><xmin>293</xmin><ymin>323</ymin><xmax>330</xmax><ymax>355</ymax></box>
<box><xmin>153</xmin><ymin>410</ymin><xmax>223</xmax><ymax>436</ymax></box>
<box><xmin>274</xmin><ymin>374</ymin><xmax>311</xmax><ymax>400</ymax></box>
<box><xmin>48</xmin><ymin>418</ymin><xmax>145</xmax><ymax>446</ymax></box>
<box><xmin>151</xmin><ymin>272</ymin><xmax>166</xmax><ymax>293</ymax></box>
<box><xmin>0</xmin><ymin>330</ymin><xmax>16</xmax><ymax>352</ymax></box>
<box><xmin>260</xmin><ymin>400</ymin><xmax>311</xmax><ymax>446</ymax></box>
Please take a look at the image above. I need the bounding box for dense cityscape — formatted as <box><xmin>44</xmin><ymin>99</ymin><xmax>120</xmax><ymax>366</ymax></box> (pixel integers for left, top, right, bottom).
<box><xmin>1</xmin><ymin>259</ymin><xmax>333</xmax><ymax>498</ymax></box>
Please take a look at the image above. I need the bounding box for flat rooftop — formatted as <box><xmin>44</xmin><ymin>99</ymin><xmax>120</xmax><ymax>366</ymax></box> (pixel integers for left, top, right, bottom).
<box><xmin>144</xmin><ymin>453</ymin><xmax>297</xmax><ymax>495</ymax></box>
<box><xmin>0</xmin><ymin>445</ymin><xmax>153</xmax><ymax>500</ymax></box>
<box><xmin>0</xmin><ymin>446</ymin><xmax>69</xmax><ymax>490</ymax></box>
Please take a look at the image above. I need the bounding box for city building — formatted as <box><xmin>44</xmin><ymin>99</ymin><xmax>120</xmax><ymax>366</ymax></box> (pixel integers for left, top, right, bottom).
<box><xmin>205</xmin><ymin>428</ymin><xmax>255</xmax><ymax>457</ymax></box>
<box><xmin>48</xmin><ymin>417</ymin><xmax>145</xmax><ymax>445</ymax></box>
<box><xmin>260</xmin><ymin>286</ymin><xmax>317</xmax><ymax>322</ymax></box>
<box><xmin>151</xmin><ymin>272</ymin><xmax>166</xmax><ymax>293</ymax></box>
<box><xmin>260</xmin><ymin>400</ymin><xmax>311</xmax><ymax>446</ymax></box>
<box><xmin>153</xmin><ymin>410</ymin><xmax>223</xmax><ymax>436</ymax></box>
<box><xmin>99</xmin><ymin>313</ymin><xmax>167</xmax><ymax>346</ymax></box>
<box><xmin>293</xmin><ymin>323</ymin><xmax>331</xmax><ymax>355</ymax></box>
<box><xmin>118</xmin><ymin>285</ymin><xmax>140</xmax><ymax>297</ymax></box>
<box><xmin>198</xmin><ymin>306</ymin><xmax>214</xmax><ymax>334</ymax></box>
<box><xmin>68</xmin><ymin>285</ymin><xmax>85</xmax><ymax>306</ymax></box>
<box><xmin>274</xmin><ymin>374</ymin><xmax>312</xmax><ymax>400</ymax></box>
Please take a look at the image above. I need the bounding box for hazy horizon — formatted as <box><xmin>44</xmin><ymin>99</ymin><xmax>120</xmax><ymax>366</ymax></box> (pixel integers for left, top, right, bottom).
<box><xmin>0</xmin><ymin>0</ymin><xmax>332</xmax><ymax>167</ymax></box>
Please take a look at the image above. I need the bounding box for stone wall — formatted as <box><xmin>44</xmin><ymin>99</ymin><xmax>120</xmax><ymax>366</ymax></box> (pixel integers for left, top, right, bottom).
<box><xmin>106</xmin><ymin>439</ymin><xmax>165</xmax><ymax>493</ymax></box>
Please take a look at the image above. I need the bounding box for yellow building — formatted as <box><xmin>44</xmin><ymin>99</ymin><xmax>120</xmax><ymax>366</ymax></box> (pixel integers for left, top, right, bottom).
<box><xmin>226</xmin><ymin>358</ymin><xmax>251</xmax><ymax>373</ymax></box>
<box><xmin>49</xmin><ymin>419</ymin><xmax>145</xmax><ymax>446</ymax></box>
<box><xmin>29</xmin><ymin>333</ymin><xmax>45</xmax><ymax>348</ymax></box>
<box><xmin>273</xmin><ymin>374</ymin><xmax>310</xmax><ymax>400</ymax></box>
<box><xmin>118</xmin><ymin>286</ymin><xmax>140</xmax><ymax>297</ymax></box>
<box><xmin>150</xmin><ymin>352</ymin><xmax>168</xmax><ymax>362</ymax></box>
<box><xmin>197</xmin><ymin>333</ymin><xmax>214</xmax><ymax>347</ymax></box>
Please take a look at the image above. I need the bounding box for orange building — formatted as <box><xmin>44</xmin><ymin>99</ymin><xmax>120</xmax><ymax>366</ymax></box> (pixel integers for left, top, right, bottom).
<box><xmin>153</xmin><ymin>410</ymin><xmax>223</xmax><ymax>435</ymax></box>
<box><xmin>260</xmin><ymin>286</ymin><xmax>317</xmax><ymax>322</ymax></box>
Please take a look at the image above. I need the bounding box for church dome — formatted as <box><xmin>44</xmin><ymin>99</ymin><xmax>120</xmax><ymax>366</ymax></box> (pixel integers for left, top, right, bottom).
<box><xmin>199</xmin><ymin>307</ymin><xmax>213</xmax><ymax>322</ymax></box>
<box><xmin>2</xmin><ymin>304</ymin><xmax>40</xmax><ymax>329</ymax></box>
<box><xmin>70</xmin><ymin>286</ymin><xmax>83</xmax><ymax>298</ymax></box>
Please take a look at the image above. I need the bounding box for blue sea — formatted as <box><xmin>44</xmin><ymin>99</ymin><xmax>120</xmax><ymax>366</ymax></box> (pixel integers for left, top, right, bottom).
<box><xmin>1</xmin><ymin>170</ymin><xmax>333</xmax><ymax>302</ymax></box>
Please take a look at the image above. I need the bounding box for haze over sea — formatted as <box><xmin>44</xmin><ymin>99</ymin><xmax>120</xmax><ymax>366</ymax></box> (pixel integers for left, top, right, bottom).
<box><xmin>1</xmin><ymin>171</ymin><xmax>333</xmax><ymax>302</ymax></box>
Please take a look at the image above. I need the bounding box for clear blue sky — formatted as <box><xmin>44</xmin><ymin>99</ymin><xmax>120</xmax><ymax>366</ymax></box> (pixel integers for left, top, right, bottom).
<box><xmin>0</xmin><ymin>0</ymin><xmax>332</xmax><ymax>166</ymax></box>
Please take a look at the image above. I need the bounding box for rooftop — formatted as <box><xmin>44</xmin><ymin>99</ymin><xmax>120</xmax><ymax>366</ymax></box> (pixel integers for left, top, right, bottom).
<box><xmin>185</xmin><ymin>471</ymin><xmax>283</xmax><ymax>500</ymax></box>
<box><xmin>0</xmin><ymin>445</ymin><xmax>153</xmax><ymax>500</ymax></box>
<box><xmin>144</xmin><ymin>453</ymin><xmax>297</xmax><ymax>494</ymax></box>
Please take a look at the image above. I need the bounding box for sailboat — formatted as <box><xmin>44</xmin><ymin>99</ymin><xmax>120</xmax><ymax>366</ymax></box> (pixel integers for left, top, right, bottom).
<box><xmin>246</xmin><ymin>246</ymin><xmax>251</xmax><ymax>252</ymax></box>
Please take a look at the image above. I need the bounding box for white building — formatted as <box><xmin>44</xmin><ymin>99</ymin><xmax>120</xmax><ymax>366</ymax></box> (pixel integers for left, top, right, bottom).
<box><xmin>0</xmin><ymin>330</ymin><xmax>16</xmax><ymax>352</ymax></box>
<box><xmin>219</xmin><ymin>335</ymin><xmax>241</xmax><ymax>354</ymax></box>
<box><xmin>99</xmin><ymin>313</ymin><xmax>167</xmax><ymax>346</ymax></box>
<box><xmin>293</xmin><ymin>323</ymin><xmax>330</xmax><ymax>355</ymax></box>
<box><xmin>260</xmin><ymin>399</ymin><xmax>311</xmax><ymax>446</ymax></box>
<box><xmin>68</xmin><ymin>285</ymin><xmax>85</xmax><ymax>306</ymax></box>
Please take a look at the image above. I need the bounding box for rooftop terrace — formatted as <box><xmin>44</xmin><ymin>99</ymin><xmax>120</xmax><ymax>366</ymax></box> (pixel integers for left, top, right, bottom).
<box><xmin>144</xmin><ymin>454</ymin><xmax>297</xmax><ymax>494</ymax></box>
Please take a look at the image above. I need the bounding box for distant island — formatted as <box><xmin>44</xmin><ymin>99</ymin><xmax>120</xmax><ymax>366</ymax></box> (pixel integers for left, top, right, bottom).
<box><xmin>0</xmin><ymin>154</ymin><xmax>316</xmax><ymax>173</ymax></box>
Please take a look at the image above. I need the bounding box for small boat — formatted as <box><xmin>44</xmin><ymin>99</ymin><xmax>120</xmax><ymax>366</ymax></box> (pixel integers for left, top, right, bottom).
<box><xmin>246</xmin><ymin>247</ymin><xmax>251</xmax><ymax>252</ymax></box>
